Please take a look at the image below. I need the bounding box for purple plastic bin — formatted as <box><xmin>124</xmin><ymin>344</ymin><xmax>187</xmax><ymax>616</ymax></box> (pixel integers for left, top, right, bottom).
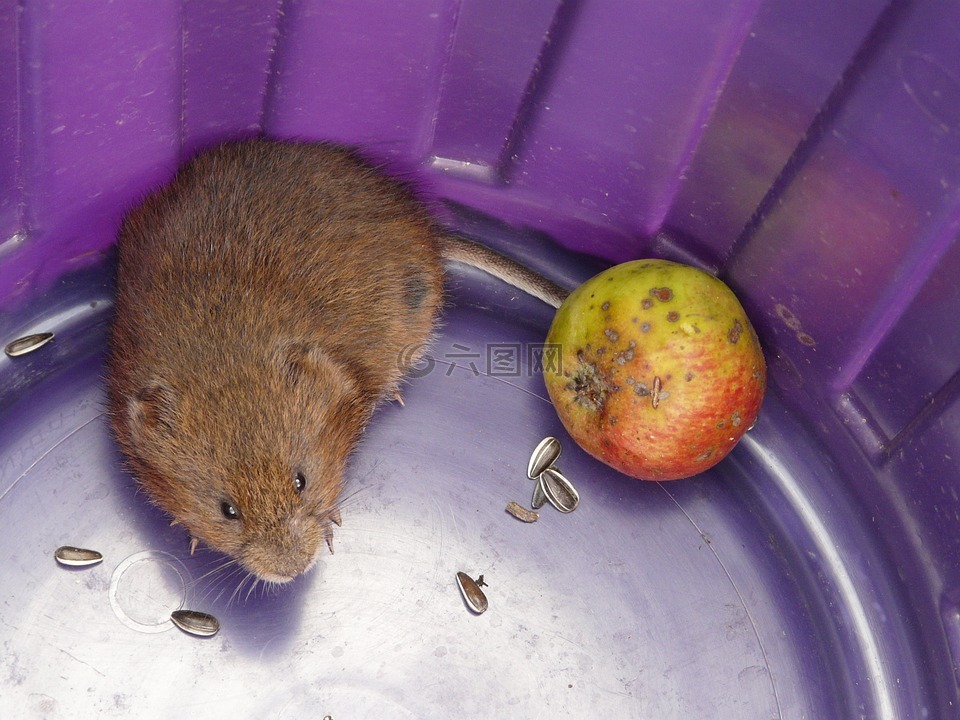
<box><xmin>2</xmin><ymin>1</ymin><xmax>959</xmax><ymax>717</ymax></box>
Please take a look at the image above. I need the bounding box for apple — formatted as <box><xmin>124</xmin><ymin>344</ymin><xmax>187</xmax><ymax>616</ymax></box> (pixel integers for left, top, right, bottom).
<box><xmin>544</xmin><ymin>259</ymin><xmax>765</xmax><ymax>480</ymax></box>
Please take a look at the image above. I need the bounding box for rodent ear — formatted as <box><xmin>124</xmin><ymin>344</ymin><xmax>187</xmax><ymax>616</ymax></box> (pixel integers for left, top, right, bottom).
<box><xmin>402</xmin><ymin>265</ymin><xmax>432</xmax><ymax>310</ymax></box>
<box><xmin>276</xmin><ymin>341</ymin><xmax>344</xmax><ymax>386</ymax></box>
<box><xmin>126</xmin><ymin>379</ymin><xmax>177</xmax><ymax>441</ymax></box>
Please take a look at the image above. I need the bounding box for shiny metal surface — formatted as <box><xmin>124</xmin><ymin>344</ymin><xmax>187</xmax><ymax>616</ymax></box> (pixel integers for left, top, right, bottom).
<box><xmin>0</xmin><ymin>261</ymin><xmax>913</xmax><ymax>717</ymax></box>
<box><xmin>3</xmin><ymin>0</ymin><xmax>958</xmax><ymax>713</ymax></box>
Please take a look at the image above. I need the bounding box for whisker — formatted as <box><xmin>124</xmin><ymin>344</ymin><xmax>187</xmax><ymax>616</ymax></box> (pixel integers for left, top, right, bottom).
<box><xmin>226</xmin><ymin>574</ymin><xmax>246</xmax><ymax>608</ymax></box>
<box><xmin>186</xmin><ymin>553</ymin><xmax>239</xmax><ymax>584</ymax></box>
<box><xmin>195</xmin><ymin>561</ymin><xmax>245</xmax><ymax>605</ymax></box>
<box><xmin>332</xmin><ymin>486</ymin><xmax>369</xmax><ymax>516</ymax></box>
<box><xmin>215</xmin><ymin>565</ymin><xmax>250</xmax><ymax>606</ymax></box>
<box><xmin>244</xmin><ymin>576</ymin><xmax>261</xmax><ymax>603</ymax></box>
<box><xmin>190</xmin><ymin>556</ymin><xmax>240</xmax><ymax>586</ymax></box>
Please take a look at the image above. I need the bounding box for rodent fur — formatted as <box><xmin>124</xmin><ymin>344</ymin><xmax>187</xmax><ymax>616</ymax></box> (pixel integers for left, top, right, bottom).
<box><xmin>106</xmin><ymin>138</ymin><xmax>566</xmax><ymax>583</ymax></box>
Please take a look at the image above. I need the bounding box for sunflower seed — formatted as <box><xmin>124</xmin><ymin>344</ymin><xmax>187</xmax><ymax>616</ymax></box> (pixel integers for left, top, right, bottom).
<box><xmin>527</xmin><ymin>437</ymin><xmax>561</xmax><ymax>479</ymax></box>
<box><xmin>505</xmin><ymin>501</ymin><xmax>539</xmax><ymax>523</ymax></box>
<box><xmin>171</xmin><ymin>609</ymin><xmax>220</xmax><ymax>637</ymax></box>
<box><xmin>455</xmin><ymin>571</ymin><xmax>488</xmax><ymax>614</ymax></box>
<box><xmin>54</xmin><ymin>546</ymin><xmax>103</xmax><ymax>567</ymax></box>
<box><xmin>5</xmin><ymin>332</ymin><xmax>55</xmax><ymax>357</ymax></box>
<box><xmin>531</xmin><ymin>479</ymin><xmax>548</xmax><ymax>509</ymax></box>
<box><xmin>540</xmin><ymin>467</ymin><xmax>580</xmax><ymax>513</ymax></box>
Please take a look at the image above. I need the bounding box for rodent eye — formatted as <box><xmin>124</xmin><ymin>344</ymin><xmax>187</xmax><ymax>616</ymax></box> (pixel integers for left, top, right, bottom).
<box><xmin>220</xmin><ymin>501</ymin><xmax>240</xmax><ymax>520</ymax></box>
<box><xmin>294</xmin><ymin>472</ymin><xmax>307</xmax><ymax>494</ymax></box>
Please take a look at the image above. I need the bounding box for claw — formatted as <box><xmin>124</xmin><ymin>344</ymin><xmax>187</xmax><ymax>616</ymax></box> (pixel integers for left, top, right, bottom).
<box><xmin>392</xmin><ymin>390</ymin><xmax>405</xmax><ymax>407</ymax></box>
<box><xmin>323</xmin><ymin>508</ymin><xmax>339</xmax><ymax>554</ymax></box>
<box><xmin>189</xmin><ymin>537</ymin><xmax>199</xmax><ymax>556</ymax></box>
<box><xmin>324</xmin><ymin>524</ymin><xmax>336</xmax><ymax>555</ymax></box>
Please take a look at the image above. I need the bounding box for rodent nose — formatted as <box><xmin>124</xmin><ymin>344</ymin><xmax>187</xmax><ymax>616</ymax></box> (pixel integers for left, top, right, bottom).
<box><xmin>245</xmin><ymin>522</ymin><xmax>321</xmax><ymax>583</ymax></box>
<box><xmin>249</xmin><ymin>546</ymin><xmax>318</xmax><ymax>584</ymax></box>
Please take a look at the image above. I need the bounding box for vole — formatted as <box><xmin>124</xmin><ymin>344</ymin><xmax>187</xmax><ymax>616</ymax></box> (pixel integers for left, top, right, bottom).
<box><xmin>106</xmin><ymin>138</ymin><xmax>567</xmax><ymax>585</ymax></box>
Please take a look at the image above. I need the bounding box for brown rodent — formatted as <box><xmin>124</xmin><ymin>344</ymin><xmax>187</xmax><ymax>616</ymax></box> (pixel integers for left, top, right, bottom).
<box><xmin>106</xmin><ymin>138</ymin><xmax>567</xmax><ymax>584</ymax></box>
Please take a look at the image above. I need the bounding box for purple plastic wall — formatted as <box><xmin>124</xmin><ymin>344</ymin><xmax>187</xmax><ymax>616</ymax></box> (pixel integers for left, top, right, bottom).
<box><xmin>3</xmin><ymin>0</ymin><xmax>960</xmax><ymax>715</ymax></box>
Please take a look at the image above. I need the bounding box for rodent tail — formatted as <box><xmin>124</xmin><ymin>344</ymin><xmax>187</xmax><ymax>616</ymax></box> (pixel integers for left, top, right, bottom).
<box><xmin>440</xmin><ymin>235</ymin><xmax>569</xmax><ymax>309</ymax></box>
